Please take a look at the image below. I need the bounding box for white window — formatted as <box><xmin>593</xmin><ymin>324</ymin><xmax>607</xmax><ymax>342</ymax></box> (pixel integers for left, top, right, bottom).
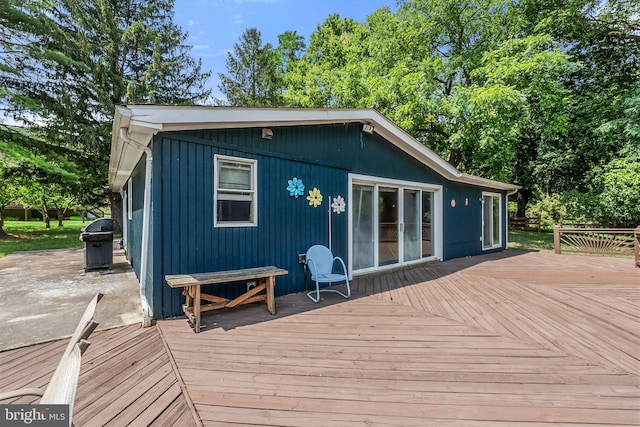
<box><xmin>482</xmin><ymin>192</ymin><xmax>502</xmax><ymax>250</ymax></box>
<box><xmin>214</xmin><ymin>155</ymin><xmax>257</xmax><ymax>227</ymax></box>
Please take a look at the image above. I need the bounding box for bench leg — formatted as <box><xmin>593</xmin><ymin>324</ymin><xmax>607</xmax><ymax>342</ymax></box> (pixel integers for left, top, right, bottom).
<box><xmin>266</xmin><ymin>276</ymin><xmax>276</xmax><ymax>315</ymax></box>
<box><xmin>194</xmin><ymin>285</ymin><xmax>201</xmax><ymax>333</ymax></box>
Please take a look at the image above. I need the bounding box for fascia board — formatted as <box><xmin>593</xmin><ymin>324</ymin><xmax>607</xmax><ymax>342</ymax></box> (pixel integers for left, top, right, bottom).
<box><xmin>108</xmin><ymin>105</ymin><xmax>519</xmax><ymax>192</ymax></box>
<box><xmin>456</xmin><ymin>173</ymin><xmax>521</xmax><ymax>191</ymax></box>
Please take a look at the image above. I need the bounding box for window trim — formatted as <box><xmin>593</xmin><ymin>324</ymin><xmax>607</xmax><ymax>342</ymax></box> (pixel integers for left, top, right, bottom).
<box><xmin>214</xmin><ymin>154</ymin><xmax>258</xmax><ymax>228</ymax></box>
<box><xmin>481</xmin><ymin>191</ymin><xmax>502</xmax><ymax>250</ymax></box>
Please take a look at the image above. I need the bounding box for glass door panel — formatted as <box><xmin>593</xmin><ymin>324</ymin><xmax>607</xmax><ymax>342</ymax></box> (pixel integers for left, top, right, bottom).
<box><xmin>379</xmin><ymin>187</ymin><xmax>398</xmax><ymax>266</ymax></box>
<box><xmin>352</xmin><ymin>184</ymin><xmax>375</xmax><ymax>270</ymax></box>
<box><xmin>492</xmin><ymin>197</ymin><xmax>500</xmax><ymax>245</ymax></box>
<box><xmin>483</xmin><ymin>195</ymin><xmax>492</xmax><ymax>249</ymax></box>
<box><xmin>422</xmin><ymin>191</ymin><xmax>433</xmax><ymax>257</ymax></box>
<box><xmin>483</xmin><ymin>194</ymin><xmax>501</xmax><ymax>249</ymax></box>
<box><xmin>403</xmin><ymin>189</ymin><xmax>421</xmax><ymax>262</ymax></box>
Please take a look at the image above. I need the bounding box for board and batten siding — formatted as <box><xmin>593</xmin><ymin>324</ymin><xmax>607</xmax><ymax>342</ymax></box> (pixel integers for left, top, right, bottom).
<box><xmin>155</xmin><ymin>132</ymin><xmax>348</xmax><ymax>318</ymax></box>
<box><xmin>145</xmin><ymin>123</ymin><xmax>507</xmax><ymax>318</ymax></box>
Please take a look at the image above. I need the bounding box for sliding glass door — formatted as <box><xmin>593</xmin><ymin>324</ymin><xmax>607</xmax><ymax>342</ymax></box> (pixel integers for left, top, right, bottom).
<box><xmin>403</xmin><ymin>189</ymin><xmax>421</xmax><ymax>262</ymax></box>
<box><xmin>482</xmin><ymin>192</ymin><xmax>502</xmax><ymax>250</ymax></box>
<box><xmin>351</xmin><ymin>177</ymin><xmax>440</xmax><ymax>274</ymax></box>
<box><xmin>352</xmin><ymin>184</ymin><xmax>375</xmax><ymax>270</ymax></box>
<box><xmin>379</xmin><ymin>187</ymin><xmax>399</xmax><ymax>266</ymax></box>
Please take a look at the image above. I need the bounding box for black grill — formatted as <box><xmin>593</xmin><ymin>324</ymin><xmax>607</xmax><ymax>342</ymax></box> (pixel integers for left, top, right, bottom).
<box><xmin>80</xmin><ymin>218</ymin><xmax>114</xmax><ymax>271</ymax></box>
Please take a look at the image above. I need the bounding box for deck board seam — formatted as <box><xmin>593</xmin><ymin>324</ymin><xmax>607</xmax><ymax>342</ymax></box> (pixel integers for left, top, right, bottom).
<box><xmin>157</xmin><ymin>321</ymin><xmax>205</xmax><ymax>427</ymax></box>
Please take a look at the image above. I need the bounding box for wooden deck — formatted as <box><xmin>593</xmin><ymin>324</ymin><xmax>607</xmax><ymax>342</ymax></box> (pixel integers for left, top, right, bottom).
<box><xmin>0</xmin><ymin>324</ymin><xmax>197</xmax><ymax>426</ymax></box>
<box><xmin>1</xmin><ymin>251</ymin><xmax>638</xmax><ymax>425</ymax></box>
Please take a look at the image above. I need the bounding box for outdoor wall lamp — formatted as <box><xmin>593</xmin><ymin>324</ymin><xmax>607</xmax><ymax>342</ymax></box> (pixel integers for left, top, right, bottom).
<box><xmin>362</xmin><ymin>123</ymin><xmax>374</xmax><ymax>134</ymax></box>
<box><xmin>262</xmin><ymin>128</ymin><xmax>273</xmax><ymax>140</ymax></box>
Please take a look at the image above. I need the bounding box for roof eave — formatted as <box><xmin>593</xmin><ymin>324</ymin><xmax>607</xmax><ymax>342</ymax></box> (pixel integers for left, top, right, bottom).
<box><xmin>108</xmin><ymin>105</ymin><xmax>519</xmax><ymax>193</ymax></box>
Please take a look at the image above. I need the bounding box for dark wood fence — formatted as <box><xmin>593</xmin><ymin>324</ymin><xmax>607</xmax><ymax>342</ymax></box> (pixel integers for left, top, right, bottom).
<box><xmin>509</xmin><ymin>215</ymin><xmax>541</xmax><ymax>232</ymax></box>
<box><xmin>559</xmin><ymin>217</ymin><xmax>605</xmax><ymax>228</ymax></box>
<box><xmin>554</xmin><ymin>226</ymin><xmax>637</xmax><ymax>261</ymax></box>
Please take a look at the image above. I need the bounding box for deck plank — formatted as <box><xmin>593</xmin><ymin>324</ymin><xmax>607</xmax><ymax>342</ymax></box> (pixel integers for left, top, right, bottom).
<box><xmin>1</xmin><ymin>251</ymin><xmax>637</xmax><ymax>426</ymax></box>
<box><xmin>0</xmin><ymin>325</ymin><xmax>197</xmax><ymax>427</ymax></box>
<box><xmin>158</xmin><ymin>252</ymin><xmax>639</xmax><ymax>425</ymax></box>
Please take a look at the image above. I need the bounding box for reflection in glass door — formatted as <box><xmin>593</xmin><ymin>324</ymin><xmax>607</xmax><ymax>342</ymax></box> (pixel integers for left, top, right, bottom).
<box><xmin>378</xmin><ymin>187</ymin><xmax>398</xmax><ymax>266</ymax></box>
<box><xmin>422</xmin><ymin>192</ymin><xmax>433</xmax><ymax>257</ymax></box>
<box><xmin>352</xmin><ymin>184</ymin><xmax>374</xmax><ymax>270</ymax></box>
<box><xmin>351</xmin><ymin>178</ymin><xmax>439</xmax><ymax>274</ymax></box>
<box><xmin>403</xmin><ymin>189</ymin><xmax>421</xmax><ymax>262</ymax></box>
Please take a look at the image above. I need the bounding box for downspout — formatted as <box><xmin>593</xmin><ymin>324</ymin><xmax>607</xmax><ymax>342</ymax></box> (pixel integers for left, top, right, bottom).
<box><xmin>119</xmin><ymin>128</ymin><xmax>153</xmax><ymax>328</ymax></box>
<box><xmin>120</xmin><ymin>189</ymin><xmax>127</xmax><ymax>253</ymax></box>
<box><xmin>506</xmin><ymin>188</ymin><xmax>519</xmax><ymax>247</ymax></box>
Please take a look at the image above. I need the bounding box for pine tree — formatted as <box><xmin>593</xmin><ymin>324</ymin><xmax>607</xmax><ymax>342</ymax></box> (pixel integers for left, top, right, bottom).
<box><xmin>0</xmin><ymin>0</ymin><xmax>212</xmax><ymax>232</ymax></box>
<box><xmin>218</xmin><ymin>28</ymin><xmax>282</xmax><ymax>106</ymax></box>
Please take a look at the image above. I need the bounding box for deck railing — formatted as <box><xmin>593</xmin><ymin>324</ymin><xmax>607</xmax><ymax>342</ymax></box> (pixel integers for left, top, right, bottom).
<box><xmin>554</xmin><ymin>226</ymin><xmax>637</xmax><ymax>260</ymax></box>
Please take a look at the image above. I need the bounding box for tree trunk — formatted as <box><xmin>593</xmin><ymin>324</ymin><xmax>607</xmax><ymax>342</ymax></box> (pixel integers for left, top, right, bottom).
<box><xmin>57</xmin><ymin>207</ymin><xmax>63</xmax><ymax>227</ymax></box>
<box><xmin>111</xmin><ymin>192</ymin><xmax>123</xmax><ymax>235</ymax></box>
<box><xmin>516</xmin><ymin>189</ymin><xmax>532</xmax><ymax>218</ymax></box>
<box><xmin>0</xmin><ymin>208</ymin><xmax>5</xmax><ymax>237</ymax></box>
<box><xmin>41</xmin><ymin>204</ymin><xmax>50</xmax><ymax>229</ymax></box>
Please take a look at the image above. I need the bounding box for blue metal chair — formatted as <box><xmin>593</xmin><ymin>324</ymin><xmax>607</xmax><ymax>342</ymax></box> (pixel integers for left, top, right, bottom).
<box><xmin>305</xmin><ymin>245</ymin><xmax>350</xmax><ymax>303</ymax></box>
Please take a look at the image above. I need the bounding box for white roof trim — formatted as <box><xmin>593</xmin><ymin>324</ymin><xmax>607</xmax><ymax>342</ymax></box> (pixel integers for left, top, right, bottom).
<box><xmin>108</xmin><ymin>105</ymin><xmax>519</xmax><ymax>192</ymax></box>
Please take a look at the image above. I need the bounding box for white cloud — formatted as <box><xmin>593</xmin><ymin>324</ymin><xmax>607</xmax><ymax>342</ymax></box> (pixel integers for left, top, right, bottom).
<box><xmin>193</xmin><ymin>45</ymin><xmax>210</xmax><ymax>50</ymax></box>
<box><xmin>234</xmin><ymin>13</ymin><xmax>243</xmax><ymax>24</ymax></box>
<box><xmin>187</xmin><ymin>20</ymin><xmax>198</xmax><ymax>27</ymax></box>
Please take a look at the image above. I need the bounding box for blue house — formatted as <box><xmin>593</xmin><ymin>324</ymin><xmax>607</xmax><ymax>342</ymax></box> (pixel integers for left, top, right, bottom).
<box><xmin>109</xmin><ymin>105</ymin><xmax>519</xmax><ymax>322</ymax></box>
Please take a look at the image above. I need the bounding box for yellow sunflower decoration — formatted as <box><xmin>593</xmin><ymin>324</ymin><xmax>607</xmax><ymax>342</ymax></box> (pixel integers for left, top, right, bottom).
<box><xmin>306</xmin><ymin>187</ymin><xmax>323</xmax><ymax>208</ymax></box>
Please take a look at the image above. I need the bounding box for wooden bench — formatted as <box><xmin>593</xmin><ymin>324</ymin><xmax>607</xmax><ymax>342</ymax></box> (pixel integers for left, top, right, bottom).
<box><xmin>165</xmin><ymin>266</ymin><xmax>288</xmax><ymax>333</ymax></box>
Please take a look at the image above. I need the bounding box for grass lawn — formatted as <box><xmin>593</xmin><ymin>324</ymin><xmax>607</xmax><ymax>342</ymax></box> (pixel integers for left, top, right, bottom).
<box><xmin>508</xmin><ymin>229</ymin><xmax>555</xmax><ymax>252</ymax></box>
<box><xmin>0</xmin><ymin>219</ymin><xmax>87</xmax><ymax>258</ymax></box>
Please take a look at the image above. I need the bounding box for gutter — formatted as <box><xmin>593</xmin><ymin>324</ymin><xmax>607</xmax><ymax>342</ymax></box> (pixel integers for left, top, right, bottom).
<box><xmin>119</xmin><ymin>127</ymin><xmax>153</xmax><ymax>328</ymax></box>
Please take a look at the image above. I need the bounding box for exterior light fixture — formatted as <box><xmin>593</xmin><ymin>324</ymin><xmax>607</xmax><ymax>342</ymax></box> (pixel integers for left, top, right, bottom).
<box><xmin>262</xmin><ymin>128</ymin><xmax>273</xmax><ymax>140</ymax></box>
<box><xmin>362</xmin><ymin>124</ymin><xmax>374</xmax><ymax>134</ymax></box>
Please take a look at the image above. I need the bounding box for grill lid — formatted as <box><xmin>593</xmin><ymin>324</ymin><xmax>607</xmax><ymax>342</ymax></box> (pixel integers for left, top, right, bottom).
<box><xmin>82</xmin><ymin>218</ymin><xmax>114</xmax><ymax>233</ymax></box>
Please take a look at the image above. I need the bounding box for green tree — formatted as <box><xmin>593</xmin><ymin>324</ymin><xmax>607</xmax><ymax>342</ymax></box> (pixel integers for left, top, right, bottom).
<box><xmin>218</xmin><ymin>28</ymin><xmax>281</xmax><ymax>106</ymax></box>
<box><xmin>592</xmin><ymin>156</ymin><xmax>640</xmax><ymax>226</ymax></box>
<box><xmin>275</xmin><ymin>31</ymin><xmax>306</xmax><ymax>75</ymax></box>
<box><xmin>1</xmin><ymin>0</ymin><xmax>212</xmax><ymax>232</ymax></box>
<box><xmin>284</xmin><ymin>2</ymin><xmax>575</xmax><ymax>189</ymax></box>
<box><xmin>521</xmin><ymin>0</ymin><xmax>640</xmax><ymax>194</ymax></box>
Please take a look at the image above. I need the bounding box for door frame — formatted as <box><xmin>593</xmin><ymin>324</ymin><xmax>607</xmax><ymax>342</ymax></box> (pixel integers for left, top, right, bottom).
<box><xmin>481</xmin><ymin>191</ymin><xmax>503</xmax><ymax>250</ymax></box>
<box><xmin>348</xmin><ymin>174</ymin><xmax>443</xmax><ymax>278</ymax></box>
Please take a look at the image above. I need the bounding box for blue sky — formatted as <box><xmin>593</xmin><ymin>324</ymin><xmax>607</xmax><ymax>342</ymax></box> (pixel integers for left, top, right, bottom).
<box><xmin>173</xmin><ymin>0</ymin><xmax>397</xmax><ymax>100</ymax></box>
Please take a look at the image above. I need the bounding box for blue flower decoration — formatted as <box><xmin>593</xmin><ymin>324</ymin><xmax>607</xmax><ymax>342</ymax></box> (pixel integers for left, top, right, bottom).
<box><xmin>286</xmin><ymin>177</ymin><xmax>305</xmax><ymax>198</ymax></box>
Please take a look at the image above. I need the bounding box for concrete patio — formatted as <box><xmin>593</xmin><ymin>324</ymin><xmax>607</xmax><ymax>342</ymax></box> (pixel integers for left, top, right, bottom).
<box><xmin>0</xmin><ymin>246</ymin><xmax>141</xmax><ymax>350</ymax></box>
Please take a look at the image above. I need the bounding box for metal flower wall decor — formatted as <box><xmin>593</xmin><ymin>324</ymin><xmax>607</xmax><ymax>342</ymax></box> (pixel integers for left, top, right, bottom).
<box><xmin>307</xmin><ymin>187</ymin><xmax>323</xmax><ymax>207</ymax></box>
<box><xmin>286</xmin><ymin>177</ymin><xmax>305</xmax><ymax>198</ymax></box>
<box><xmin>331</xmin><ymin>195</ymin><xmax>346</xmax><ymax>214</ymax></box>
